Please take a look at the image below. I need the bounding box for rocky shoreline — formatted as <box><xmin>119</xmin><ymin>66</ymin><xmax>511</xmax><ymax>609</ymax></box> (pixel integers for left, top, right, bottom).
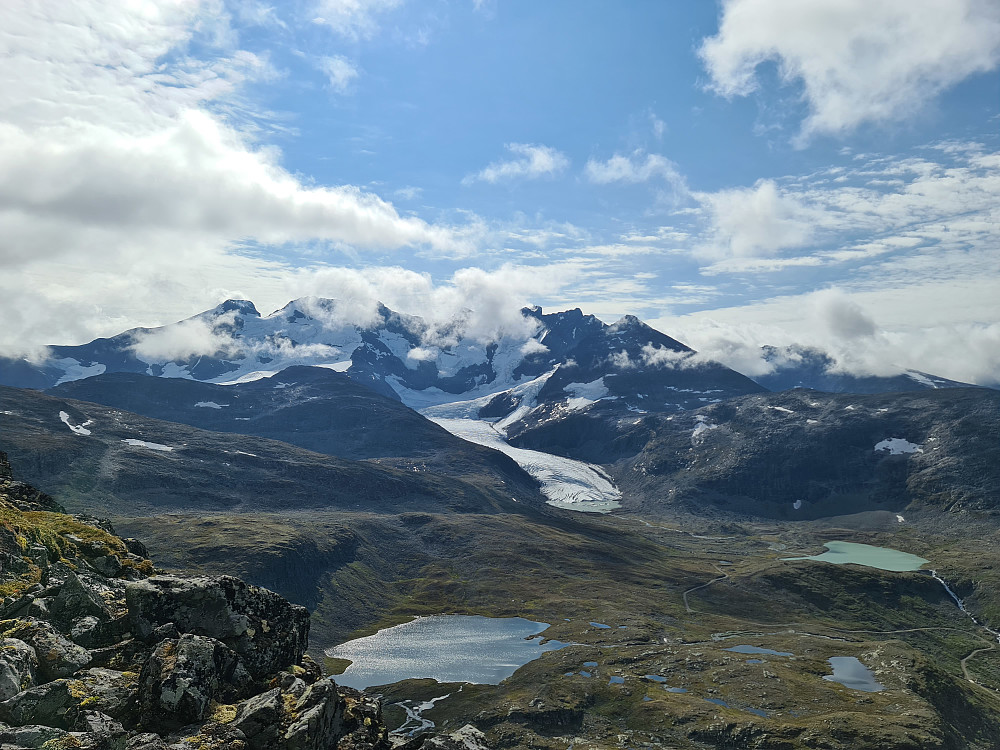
<box><xmin>0</xmin><ymin>452</ymin><xmax>487</xmax><ymax>750</ymax></box>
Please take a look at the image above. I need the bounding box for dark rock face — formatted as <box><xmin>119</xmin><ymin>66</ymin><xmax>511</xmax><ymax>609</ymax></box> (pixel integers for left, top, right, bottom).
<box><xmin>126</xmin><ymin>575</ymin><xmax>309</xmax><ymax>680</ymax></box>
<box><xmin>137</xmin><ymin>634</ymin><xmax>251</xmax><ymax>730</ymax></box>
<box><xmin>616</xmin><ymin>388</ymin><xmax>1000</xmax><ymax>518</ymax></box>
<box><xmin>0</xmin><ymin>455</ymin><xmax>392</xmax><ymax>750</ymax></box>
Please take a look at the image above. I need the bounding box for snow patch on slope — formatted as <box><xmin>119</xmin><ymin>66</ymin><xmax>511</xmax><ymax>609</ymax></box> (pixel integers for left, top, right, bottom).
<box><xmin>58</xmin><ymin>411</ymin><xmax>92</xmax><ymax>436</ymax></box>
<box><xmin>53</xmin><ymin>359</ymin><xmax>106</xmax><ymax>386</ymax></box>
<box><xmin>122</xmin><ymin>439</ymin><xmax>174</xmax><ymax>452</ymax></box>
<box><xmin>431</xmin><ymin>417</ymin><xmax>621</xmax><ymax>513</ymax></box>
<box><xmin>691</xmin><ymin>416</ymin><xmax>717</xmax><ymax>444</ymax></box>
<box><xmin>874</xmin><ymin>438</ymin><xmax>923</xmax><ymax>455</ymax></box>
<box><xmin>563</xmin><ymin>378</ymin><xmax>611</xmax><ymax>411</ymax></box>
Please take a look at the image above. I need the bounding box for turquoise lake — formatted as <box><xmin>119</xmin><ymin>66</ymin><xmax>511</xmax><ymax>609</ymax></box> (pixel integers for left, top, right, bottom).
<box><xmin>783</xmin><ymin>541</ymin><xmax>928</xmax><ymax>572</ymax></box>
<box><xmin>326</xmin><ymin>615</ymin><xmax>569</xmax><ymax>690</ymax></box>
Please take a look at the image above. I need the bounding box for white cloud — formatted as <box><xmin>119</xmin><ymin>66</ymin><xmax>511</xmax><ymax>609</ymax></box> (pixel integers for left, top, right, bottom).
<box><xmin>520</xmin><ymin>339</ymin><xmax>549</xmax><ymax>356</ymax></box>
<box><xmin>700</xmin><ymin>0</ymin><xmax>1000</xmax><ymax>140</ymax></box>
<box><xmin>656</xmin><ymin>281</ymin><xmax>1000</xmax><ymax>386</ymax></box>
<box><xmin>319</xmin><ymin>55</ymin><xmax>360</xmax><ymax>93</ymax></box>
<box><xmin>0</xmin><ymin>0</ymin><xmax>479</xmax><ymax>356</ymax></box>
<box><xmin>287</xmin><ymin>262</ymin><xmax>583</xmax><ymax>345</ymax></box>
<box><xmin>463</xmin><ymin>143</ymin><xmax>569</xmax><ymax>184</ymax></box>
<box><xmin>692</xmin><ymin>145</ymin><xmax>1000</xmax><ymax>269</ymax></box>
<box><xmin>130</xmin><ymin>312</ymin><xmax>241</xmax><ymax>362</ymax></box>
<box><xmin>585</xmin><ymin>151</ymin><xmax>684</xmax><ymax>187</ymax></box>
<box><xmin>811</xmin><ymin>288</ymin><xmax>877</xmax><ymax>340</ymax></box>
<box><xmin>695</xmin><ymin>179</ymin><xmax>814</xmax><ymax>258</ymax></box>
<box><xmin>312</xmin><ymin>0</ymin><xmax>405</xmax><ymax>40</ymax></box>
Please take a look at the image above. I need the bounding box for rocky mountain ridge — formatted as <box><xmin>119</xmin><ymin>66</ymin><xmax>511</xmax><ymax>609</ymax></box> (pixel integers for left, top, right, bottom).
<box><xmin>0</xmin><ymin>299</ymin><xmax>765</xmax><ymax>420</ymax></box>
<box><xmin>0</xmin><ymin>450</ymin><xmax>403</xmax><ymax>749</ymax></box>
<box><xmin>749</xmin><ymin>344</ymin><xmax>979</xmax><ymax>394</ymax></box>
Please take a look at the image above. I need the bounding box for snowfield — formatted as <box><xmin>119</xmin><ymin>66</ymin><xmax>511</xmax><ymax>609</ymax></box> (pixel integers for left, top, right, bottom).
<box><xmin>122</xmin><ymin>439</ymin><xmax>174</xmax><ymax>452</ymax></box>
<box><xmin>874</xmin><ymin>438</ymin><xmax>923</xmax><ymax>455</ymax></box>
<box><xmin>58</xmin><ymin>411</ymin><xmax>93</xmax><ymax>436</ymax></box>
<box><xmin>430</xmin><ymin>417</ymin><xmax>621</xmax><ymax>513</ymax></box>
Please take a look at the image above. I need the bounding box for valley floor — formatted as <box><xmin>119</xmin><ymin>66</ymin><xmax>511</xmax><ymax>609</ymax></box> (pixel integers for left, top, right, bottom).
<box><xmin>114</xmin><ymin>502</ymin><xmax>1000</xmax><ymax>750</ymax></box>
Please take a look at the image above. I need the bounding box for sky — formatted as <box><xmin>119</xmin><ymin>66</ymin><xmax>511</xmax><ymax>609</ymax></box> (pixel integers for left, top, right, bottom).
<box><xmin>1</xmin><ymin>0</ymin><xmax>999</xmax><ymax>384</ymax></box>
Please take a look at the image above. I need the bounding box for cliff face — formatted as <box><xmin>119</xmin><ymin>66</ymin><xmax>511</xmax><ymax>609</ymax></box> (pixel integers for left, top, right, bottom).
<box><xmin>0</xmin><ymin>450</ymin><xmax>391</xmax><ymax>750</ymax></box>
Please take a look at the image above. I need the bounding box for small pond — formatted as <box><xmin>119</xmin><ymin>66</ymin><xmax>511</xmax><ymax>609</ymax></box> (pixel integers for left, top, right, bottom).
<box><xmin>327</xmin><ymin>615</ymin><xmax>569</xmax><ymax>690</ymax></box>
<box><xmin>725</xmin><ymin>645</ymin><xmax>793</xmax><ymax>656</ymax></box>
<box><xmin>783</xmin><ymin>541</ymin><xmax>928</xmax><ymax>572</ymax></box>
<box><xmin>823</xmin><ymin>656</ymin><xmax>885</xmax><ymax>692</ymax></box>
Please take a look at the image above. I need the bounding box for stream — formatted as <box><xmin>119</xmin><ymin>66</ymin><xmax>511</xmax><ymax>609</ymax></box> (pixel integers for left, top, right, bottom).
<box><xmin>929</xmin><ymin>570</ymin><xmax>1000</xmax><ymax>643</ymax></box>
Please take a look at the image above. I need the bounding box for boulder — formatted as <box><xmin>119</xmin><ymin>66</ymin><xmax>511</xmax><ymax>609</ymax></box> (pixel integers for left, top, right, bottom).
<box><xmin>0</xmin><ymin>638</ymin><xmax>37</xmax><ymax>700</ymax></box>
<box><xmin>126</xmin><ymin>576</ymin><xmax>309</xmax><ymax>680</ymax></box>
<box><xmin>0</xmin><ymin>668</ymin><xmax>137</xmax><ymax>729</ymax></box>
<box><xmin>137</xmin><ymin>634</ymin><xmax>251</xmax><ymax>731</ymax></box>
<box><xmin>0</xmin><ymin>723</ymin><xmax>69</xmax><ymax>748</ymax></box>
<box><xmin>0</xmin><ymin>618</ymin><xmax>91</xmax><ymax>681</ymax></box>
<box><xmin>283</xmin><ymin>679</ymin><xmax>348</xmax><ymax>750</ymax></box>
<box><xmin>231</xmin><ymin>687</ymin><xmax>284</xmax><ymax>749</ymax></box>
<box><xmin>50</xmin><ymin>570</ymin><xmax>114</xmax><ymax>623</ymax></box>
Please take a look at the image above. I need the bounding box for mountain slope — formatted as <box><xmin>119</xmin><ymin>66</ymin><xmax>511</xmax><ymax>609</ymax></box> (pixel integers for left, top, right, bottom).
<box><xmin>46</xmin><ymin>365</ymin><xmax>541</xmax><ymax>495</ymax></box>
<box><xmin>751</xmin><ymin>344</ymin><xmax>982</xmax><ymax>394</ymax></box>
<box><xmin>0</xmin><ymin>385</ymin><xmax>542</xmax><ymax>518</ymax></box>
<box><xmin>614</xmin><ymin>387</ymin><xmax>1000</xmax><ymax>519</ymax></box>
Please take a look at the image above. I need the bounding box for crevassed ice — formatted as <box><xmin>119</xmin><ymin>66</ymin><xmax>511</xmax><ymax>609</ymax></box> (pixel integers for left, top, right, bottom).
<box><xmin>430</xmin><ymin>417</ymin><xmax>621</xmax><ymax>513</ymax></box>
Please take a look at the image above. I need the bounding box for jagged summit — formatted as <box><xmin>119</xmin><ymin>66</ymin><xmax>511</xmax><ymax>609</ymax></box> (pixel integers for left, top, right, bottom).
<box><xmin>0</xmin><ymin>298</ymin><xmax>767</xmax><ymax>418</ymax></box>
<box><xmin>214</xmin><ymin>298</ymin><xmax>261</xmax><ymax>317</ymax></box>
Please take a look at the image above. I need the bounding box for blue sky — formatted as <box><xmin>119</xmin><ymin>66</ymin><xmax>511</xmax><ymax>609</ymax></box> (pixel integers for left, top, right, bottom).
<box><xmin>1</xmin><ymin>0</ymin><xmax>999</xmax><ymax>383</ymax></box>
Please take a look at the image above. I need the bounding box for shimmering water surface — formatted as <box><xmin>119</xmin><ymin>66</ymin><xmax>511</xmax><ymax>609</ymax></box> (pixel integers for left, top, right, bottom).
<box><xmin>783</xmin><ymin>541</ymin><xmax>928</xmax><ymax>572</ymax></box>
<box><xmin>823</xmin><ymin>656</ymin><xmax>885</xmax><ymax>692</ymax></box>
<box><xmin>327</xmin><ymin>615</ymin><xmax>569</xmax><ymax>690</ymax></box>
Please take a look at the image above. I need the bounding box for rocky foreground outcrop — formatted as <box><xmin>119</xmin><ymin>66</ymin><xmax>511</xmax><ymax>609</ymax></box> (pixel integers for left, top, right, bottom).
<box><xmin>0</xmin><ymin>452</ymin><xmax>487</xmax><ymax>749</ymax></box>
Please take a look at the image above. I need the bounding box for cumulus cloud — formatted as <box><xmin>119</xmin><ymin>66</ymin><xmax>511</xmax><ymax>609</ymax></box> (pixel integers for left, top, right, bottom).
<box><xmin>811</xmin><ymin>288</ymin><xmax>877</xmax><ymax>340</ymax></box>
<box><xmin>520</xmin><ymin>339</ymin><xmax>549</xmax><ymax>356</ymax></box>
<box><xmin>463</xmin><ymin>143</ymin><xmax>569</xmax><ymax>184</ymax></box>
<box><xmin>695</xmin><ymin>179</ymin><xmax>814</xmax><ymax>258</ymax></box>
<box><xmin>700</xmin><ymin>0</ymin><xmax>1000</xmax><ymax>140</ymax></box>
<box><xmin>692</xmin><ymin>145</ymin><xmax>1000</xmax><ymax>269</ymax></box>
<box><xmin>319</xmin><ymin>55</ymin><xmax>360</xmax><ymax>92</ymax></box>
<box><xmin>130</xmin><ymin>313</ymin><xmax>241</xmax><ymax>362</ymax></box>
<box><xmin>0</xmin><ymin>0</ymin><xmax>475</xmax><ymax>355</ymax></box>
<box><xmin>656</xmin><ymin>282</ymin><xmax>1000</xmax><ymax>386</ymax></box>
<box><xmin>287</xmin><ymin>262</ymin><xmax>583</xmax><ymax>345</ymax></box>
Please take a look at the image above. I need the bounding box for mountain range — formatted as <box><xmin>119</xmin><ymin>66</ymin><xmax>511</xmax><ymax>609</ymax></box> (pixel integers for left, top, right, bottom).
<box><xmin>1</xmin><ymin>298</ymin><xmax>980</xmax><ymax>411</ymax></box>
<box><xmin>2</xmin><ymin>299</ymin><xmax>1000</xmax><ymax>748</ymax></box>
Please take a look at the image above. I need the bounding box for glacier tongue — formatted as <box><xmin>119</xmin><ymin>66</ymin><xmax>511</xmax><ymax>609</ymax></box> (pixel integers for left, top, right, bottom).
<box><xmin>430</xmin><ymin>417</ymin><xmax>622</xmax><ymax>514</ymax></box>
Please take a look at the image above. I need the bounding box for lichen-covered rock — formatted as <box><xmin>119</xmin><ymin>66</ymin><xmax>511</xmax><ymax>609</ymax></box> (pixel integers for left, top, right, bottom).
<box><xmin>0</xmin><ymin>722</ymin><xmax>70</xmax><ymax>748</ymax></box>
<box><xmin>50</xmin><ymin>570</ymin><xmax>114</xmax><ymax>624</ymax></box>
<box><xmin>231</xmin><ymin>687</ymin><xmax>283</xmax><ymax>749</ymax></box>
<box><xmin>165</xmin><ymin>721</ymin><xmax>248</xmax><ymax>750</ymax></box>
<box><xmin>0</xmin><ymin>462</ymin><xmax>390</xmax><ymax>750</ymax></box>
<box><xmin>0</xmin><ymin>618</ymin><xmax>91</xmax><ymax>681</ymax></box>
<box><xmin>70</xmin><ymin>710</ymin><xmax>129</xmax><ymax>750</ymax></box>
<box><xmin>399</xmin><ymin>724</ymin><xmax>491</xmax><ymax>750</ymax></box>
<box><xmin>0</xmin><ymin>668</ymin><xmax>136</xmax><ymax>730</ymax></box>
<box><xmin>282</xmin><ymin>679</ymin><xmax>348</xmax><ymax>750</ymax></box>
<box><xmin>0</xmin><ymin>638</ymin><xmax>37</xmax><ymax>700</ymax></box>
<box><xmin>137</xmin><ymin>634</ymin><xmax>251</xmax><ymax>731</ymax></box>
<box><xmin>125</xmin><ymin>733</ymin><xmax>169</xmax><ymax>750</ymax></box>
<box><xmin>126</xmin><ymin>576</ymin><xmax>309</xmax><ymax>680</ymax></box>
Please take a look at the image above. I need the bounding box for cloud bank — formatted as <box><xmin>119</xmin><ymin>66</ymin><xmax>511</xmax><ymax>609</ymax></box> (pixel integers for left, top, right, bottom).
<box><xmin>700</xmin><ymin>0</ymin><xmax>1000</xmax><ymax>140</ymax></box>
